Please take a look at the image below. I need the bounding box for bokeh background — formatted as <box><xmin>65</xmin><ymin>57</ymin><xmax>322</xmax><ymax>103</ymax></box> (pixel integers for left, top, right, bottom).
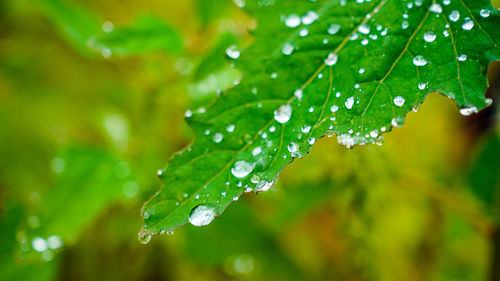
<box><xmin>1</xmin><ymin>0</ymin><xmax>500</xmax><ymax>280</ymax></box>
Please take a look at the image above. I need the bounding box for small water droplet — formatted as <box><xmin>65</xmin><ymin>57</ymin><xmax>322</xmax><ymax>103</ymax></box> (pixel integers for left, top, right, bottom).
<box><xmin>325</xmin><ymin>53</ymin><xmax>338</xmax><ymax>66</ymax></box>
<box><xmin>462</xmin><ymin>18</ymin><xmax>474</xmax><ymax>30</ymax></box>
<box><xmin>226</xmin><ymin>45</ymin><xmax>240</xmax><ymax>59</ymax></box>
<box><xmin>413</xmin><ymin>55</ymin><xmax>428</xmax><ymax>66</ymax></box>
<box><xmin>480</xmin><ymin>9</ymin><xmax>491</xmax><ymax>18</ymax></box>
<box><xmin>394</xmin><ymin>96</ymin><xmax>405</xmax><ymax>107</ymax></box>
<box><xmin>327</xmin><ymin>23</ymin><xmax>341</xmax><ymax>35</ymax></box>
<box><xmin>213</xmin><ymin>132</ymin><xmax>224</xmax><ymax>143</ymax></box>
<box><xmin>285</xmin><ymin>14</ymin><xmax>301</xmax><ymax>28</ymax></box>
<box><xmin>423</xmin><ymin>31</ymin><xmax>436</xmax><ymax>42</ymax></box>
<box><xmin>449</xmin><ymin>10</ymin><xmax>460</xmax><ymax>22</ymax></box>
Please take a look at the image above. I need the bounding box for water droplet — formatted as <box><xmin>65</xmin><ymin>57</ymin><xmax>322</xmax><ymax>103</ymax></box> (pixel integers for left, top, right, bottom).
<box><xmin>252</xmin><ymin>146</ymin><xmax>262</xmax><ymax>156</ymax></box>
<box><xmin>226</xmin><ymin>45</ymin><xmax>240</xmax><ymax>59</ymax></box>
<box><xmin>480</xmin><ymin>9</ymin><xmax>491</xmax><ymax>18</ymax></box>
<box><xmin>457</xmin><ymin>54</ymin><xmax>467</xmax><ymax>61</ymax></box>
<box><xmin>285</xmin><ymin>14</ymin><xmax>301</xmax><ymax>28</ymax></box>
<box><xmin>301</xmin><ymin>125</ymin><xmax>311</xmax><ymax>133</ymax></box>
<box><xmin>327</xmin><ymin>23</ymin><xmax>341</xmax><ymax>35</ymax></box>
<box><xmin>287</xmin><ymin>142</ymin><xmax>302</xmax><ymax>158</ymax></box>
<box><xmin>281</xmin><ymin>43</ymin><xmax>294</xmax><ymax>55</ymax></box>
<box><xmin>394</xmin><ymin>96</ymin><xmax>405</xmax><ymax>107</ymax></box>
<box><xmin>274</xmin><ymin>104</ymin><xmax>292</xmax><ymax>123</ymax></box>
<box><xmin>325</xmin><ymin>53</ymin><xmax>338</xmax><ymax>66</ymax></box>
<box><xmin>213</xmin><ymin>133</ymin><xmax>224</xmax><ymax>143</ymax></box>
<box><xmin>370</xmin><ymin>130</ymin><xmax>379</xmax><ymax>138</ymax></box>
<box><xmin>138</xmin><ymin>233</ymin><xmax>151</xmax><ymax>244</ymax></box>
<box><xmin>402</xmin><ymin>21</ymin><xmax>409</xmax><ymax>29</ymax></box>
<box><xmin>189</xmin><ymin>205</ymin><xmax>216</xmax><ymax>227</ymax></box>
<box><xmin>302</xmin><ymin>11</ymin><xmax>318</xmax><ymax>25</ymax></box>
<box><xmin>460</xmin><ymin>105</ymin><xmax>478</xmax><ymax>116</ymax></box>
<box><xmin>423</xmin><ymin>31</ymin><xmax>436</xmax><ymax>42</ymax></box>
<box><xmin>449</xmin><ymin>10</ymin><xmax>460</xmax><ymax>22</ymax></box>
<box><xmin>299</xmin><ymin>28</ymin><xmax>309</xmax><ymax>37</ymax></box>
<box><xmin>418</xmin><ymin>82</ymin><xmax>427</xmax><ymax>90</ymax></box>
<box><xmin>345</xmin><ymin>97</ymin><xmax>354</xmax><ymax>109</ymax></box>
<box><xmin>429</xmin><ymin>3</ymin><xmax>442</xmax><ymax>13</ymax></box>
<box><xmin>226</xmin><ymin>124</ymin><xmax>235</xmax><ymax>133</ymax></box>
<box><xmin>231</xmin><ymin>160</ymin><xmax>254</xmax><ymax>178</ymax></box>
<box><xmin>47</xmin><ymin>235</ymin><xmax>63</xmax><ymax>250</ymax></box>
<box><xmin>358</xmin><ymin>24</ymin><xmax>370</xmax><ymax>34</ymax></box>
<box><xmin>308</xmin><ymin>137</ymin><xmax>316</xmax><ymax>145</ymax></box>
<box><xmin>294</xmin><ymin>89</ymin><xmax>303</xmax><ymax>100</ymax></box>
<box><xmin>413</xmin><ymin>55</ymin><xmax>428</xmax><ymax>66</ymax></box>
<box><xmin>462</xmin><ymin>18</ymin><xmax>474</xmax><ymax>30</ymax></box>
<box><xmin>330</xmin><ymin>105</ymin><xmax>339</xmax><ymax>113</ymax></box>
<box><xmin>32</xmin><ymin>237</ymin><xmax>48</xmax><ymax>252</ymax></box>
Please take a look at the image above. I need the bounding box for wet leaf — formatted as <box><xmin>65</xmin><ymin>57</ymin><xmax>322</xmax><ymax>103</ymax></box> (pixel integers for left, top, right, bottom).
<box><xmin>141</xmin><ymin>0</ymin><xmax>500</xmax><ymax>236</ymax></box>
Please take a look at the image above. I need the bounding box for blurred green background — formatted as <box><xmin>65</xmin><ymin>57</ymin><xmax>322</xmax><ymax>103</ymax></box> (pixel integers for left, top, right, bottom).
<box><xmin>1</xmin><ymin>0</ymin><xmax>500</xmax><ymax>280</ymax></box>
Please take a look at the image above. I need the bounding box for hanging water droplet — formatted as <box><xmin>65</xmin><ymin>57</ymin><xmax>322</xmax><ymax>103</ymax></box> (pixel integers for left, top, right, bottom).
<box><xmin>274</xmin><ymin>104</ymin><xmax>292</xmax><ymax>123</ymax></box>
<box><xmin>460</xmin><ymin>105</ymin><xmax>478</xmax><ymax>116</ymax></box>
<box><xmin>138</xmin><ymin>232</ymin><xmax>152</xmax><ymax>244</ymax></box>
<box><xmin>189</xmin><ymin>205</ymin><xmax>216</xmax><ymax>227</ymax></box>
<box><xmin>231</xmin><ymin>160</ymin><xmax>254</xmax><ymax>178</ymax></box>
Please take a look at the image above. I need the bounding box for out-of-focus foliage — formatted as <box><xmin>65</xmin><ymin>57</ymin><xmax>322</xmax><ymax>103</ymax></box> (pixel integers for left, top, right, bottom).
<box><xmin>0</xmin><ymin>0</ymin><xmax>499</xmax><ymax>281</ymax></box>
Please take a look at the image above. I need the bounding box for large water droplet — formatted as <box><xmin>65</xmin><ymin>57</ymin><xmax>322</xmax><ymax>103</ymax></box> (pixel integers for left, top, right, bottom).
<box><xmin>480</xmin><ymin>9</ymin><xmax>491</xmax><ymax>18</ymax></box>
<box><xmin>189</xmin><ymin>205</ymin><xmax>216</xmax><ymax>227</ymax></box>
<box><xmin>345</xmin><ymin>97</ymin><xmax>354</xmax><ymax>109</ymax></box>
<box><xmin>274</xmin><ymin>104</ymin><xmax>292</xmax><ymax>123</ymax></box>
<box><xmin>231</xmin><ymin>160</ymin><xmax>254</xmax><ymax>178</ymax></box>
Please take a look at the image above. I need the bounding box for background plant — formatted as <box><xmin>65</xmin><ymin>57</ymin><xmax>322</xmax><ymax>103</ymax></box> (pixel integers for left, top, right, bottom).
<box><xmin>0</xmin><ymin>0</ymin><xmax>500</xmax><ymax>281</ymax></box>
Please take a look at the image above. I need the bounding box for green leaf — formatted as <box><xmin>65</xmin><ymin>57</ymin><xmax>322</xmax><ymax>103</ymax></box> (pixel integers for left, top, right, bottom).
<box><xmin>140</xmin><ymin>0</ymin><xmax>500</xmax><ymax>238</ymax></box>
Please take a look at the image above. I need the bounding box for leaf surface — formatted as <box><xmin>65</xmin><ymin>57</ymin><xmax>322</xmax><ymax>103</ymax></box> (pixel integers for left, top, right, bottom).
<box><xmin>140</xmin><ymin>0</ymin><xmax>500</xmax><ymax>238</ymax></box>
